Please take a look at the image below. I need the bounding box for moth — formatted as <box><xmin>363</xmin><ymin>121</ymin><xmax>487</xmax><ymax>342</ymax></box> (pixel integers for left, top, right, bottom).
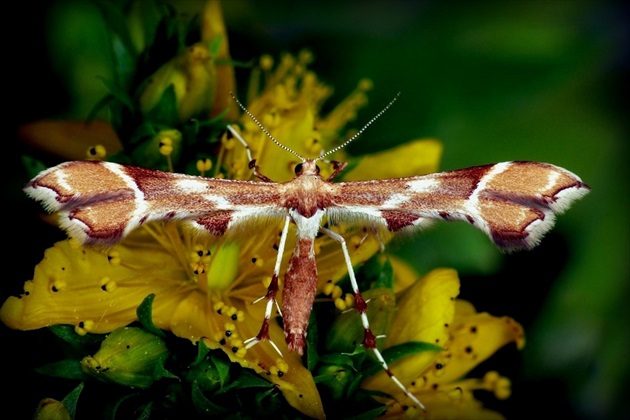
<box><xmin>24</xmin><ymin>95</ymin><xmax>590</xmax><ymax>409</ymax></box>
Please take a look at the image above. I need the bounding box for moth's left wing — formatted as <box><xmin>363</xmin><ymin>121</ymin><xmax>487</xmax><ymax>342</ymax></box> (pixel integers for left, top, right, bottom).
<box><xmin>25</xmin><ymin>161</ymin><xmax>286</xmax><ymax>245</ymax></box>
<box><xmin>329</xmin><ymin>161</ymin><xmax>589</xmax><ymax>252</ymax></box>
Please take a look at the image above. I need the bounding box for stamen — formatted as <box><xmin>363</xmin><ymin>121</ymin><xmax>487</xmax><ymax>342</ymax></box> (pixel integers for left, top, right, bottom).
<box><xmin>75</xmin><ymin>320</ymin><xmax>94</xmax><ymax>336</ymax></box>
<box><xmin>259</xmin><ymin>54</ymin><xmax>274</xmax><ymax>71</ymax></box>
<box><xmin>99</xmin><ymin>277</ymin><xmax>117</xmax><ymax>292</ymax></box>
<box><xmin>107</xmin><ymin>250</ymin><xmax>121</xmax><ymax>266</ymax></box>
<box><xmin>196</xmin><ymin>158</ymin><xmax>212</xmax><ymax>176</ymax></box>
<box><xmin>50</xmin><ymin>280</ymin><xmax>67</xmax><ymax>293</ymax></box>
<box><xmin>86</xmin><ymin>144</ymin><xmax>106</xmax><ymax>160</ymax></box>
<box><xmin>322</xmin><ymin>280</ymin><xmax>335</xmax><ymax>296</ymax></box>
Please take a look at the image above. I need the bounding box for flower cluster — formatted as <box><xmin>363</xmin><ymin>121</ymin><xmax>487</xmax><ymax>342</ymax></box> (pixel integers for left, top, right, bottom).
<box><xmin>5</xmin><ymin>1</ymin><xmax>524</xmax><ymax>418</ymax></box>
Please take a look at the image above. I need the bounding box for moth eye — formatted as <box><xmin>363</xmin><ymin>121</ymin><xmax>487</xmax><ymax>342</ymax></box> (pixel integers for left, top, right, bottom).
<box><xmin>315</xmin><ymin>165</ymin><xmax>320</xmax><ymax>174</ymax></box>
<box><xmin>294</xmin><ymin>163</ymin><xmax>303</xmax><ymax>175</ymax></box>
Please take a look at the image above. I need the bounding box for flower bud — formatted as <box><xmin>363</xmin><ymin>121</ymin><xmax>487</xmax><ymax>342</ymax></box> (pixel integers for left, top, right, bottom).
<box><xmin>139</xmin><ymin>42</ymin><xmax>217</xmax><ymax>123</ymax></box>
<box><xmin>33</xmin><ymin>398</ymin><xmax>71</xmax><ymax>420</ymax></box>
<box><xmin>81</xmin><ymin>327</ymin><xmax>171</xmax><ymax>389</ymax></box>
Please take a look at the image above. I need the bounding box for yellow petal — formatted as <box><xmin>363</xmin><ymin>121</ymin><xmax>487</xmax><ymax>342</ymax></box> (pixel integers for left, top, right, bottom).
<box><xmin>428</xmin><ymin>300</ymin><xmax>525</xmax><ymax>385</ymax></box>
<box><xmin>361</xmin><ymin>268</ymin><xmax>460</xmax><ymax>395</ymax></box>
<box><xmin>197</xmin><ymin>294</ymin><xmax>325</xmax><ymax>419</ymax></box>
<box><xmin>388</xmin><ymin>254</ymin><xmax>420</xmax><ymax>294</ymax></box>
<box><xmin>342</xmin><ymin>138</ymin><xmax>442</xmax><ymax>181</ymax></box>
<box><xmin>1</xmin><ymin>240</ymin><xmax>196</xmax><ymax>332</ymax></box>
<box><xmin>19</xmin><ymin>120</ymin><xmax>122</xmax><ymax>160</ymax></box>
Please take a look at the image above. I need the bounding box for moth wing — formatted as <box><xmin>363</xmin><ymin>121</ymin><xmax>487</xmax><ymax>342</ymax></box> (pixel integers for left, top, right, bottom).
<box><xmin>329</xmin><ymin>161</ymin><xmax>589</xmax><ymax>252</ymax></box>
<box><xmin>25</xmin><ymin>161</ymin><xmax>287</xmax><ymax>245</ymax></box>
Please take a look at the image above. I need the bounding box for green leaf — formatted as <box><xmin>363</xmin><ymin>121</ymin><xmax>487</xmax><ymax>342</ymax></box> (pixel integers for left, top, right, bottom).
<box><xmin>86</xmin><ymin>94</ymin><xmax>116</xmax><ymax>123</ymax></box>
<box><xmin>253</xmin><ymin>387</ymin><xmax>284</xmax><ymax>414</ymax></box>
<box><xmin>208</xmin><ymin>353</ymin><xmax>231</xmax><ymax>387</ymax></box>
<box><xmin>144</xmin><ymin>83</ymin><xmax>179</xmax><ymax>126</ymax></box>
<box><xmin>234</xmin><ymin>369</ymin><xmax>273</xmax><ymax>389</ymax></box>
<box><xmin>191</xmin><ymin>380</ymin><xmax>228</xmax><ymax>415</ymax></box>
<box><xmin>97</xmin><ymin>76</ymin><xmax>135</xmax><ymax>111</ymax></box>
<box><xmin>61</xmin><ymin>382</ymin><xmax>84</xmax><ymax>419</ymax></box>
<box><xmin>36</xmin><ymin>359</ymin><xmax>86</xmax><ymax>380</ymax></box>
<box><xmin>137</xmin><ymin>402</ymin><xmax>152</xmax><ymax>420</ymax></box>
<box><xmin>93</xmin><ymin>1</ymin><xmax>139</xmax><ymax>62</ymax></box>
<box><xmin>22</xmin><ymin>155</ymin><xmax>48</xmax><ymax>179</ymax></box>
<box><xmin>136</xmin><ymin>294</ymin><xmax>166</xmax><ymax>338</ymax></box>
<box><xmin>192</xmin><ymin>340</ymin><xmax>211</xmax><ymax>366</ymax></box>
<box><xmin>373</xmin><ymin>258</ymin><xmax>394</xmax><ymax>289</ymax></box>
<box><xmin>343</xmin><ymin>404</ymin><xmax>388</xmax><ymax>420</ymax></box>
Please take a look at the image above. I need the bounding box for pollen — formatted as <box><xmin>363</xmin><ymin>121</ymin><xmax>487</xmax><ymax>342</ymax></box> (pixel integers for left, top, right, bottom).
<box><xmin>322</xmin><ymin>280</ymin><xmax>335</xmax><ymax>296</ymax></box>
<box><xmin>224</xmin><ymin>322</ymin><xmax>238</xmax><ymax>339</ymax></box>
<box><xmin>447</xmin><ymin>387</ymin><xmax>464</xmax><ymax>400</ymax></box>
<box><xmin>251</xmin><ymin>255</ymin><xmax>264</xmax><ymax>267</ymax></box>
<box><xmin>221</xmin><ymin>133</ymin><xmax>236</xmax><ymax>150</ymax></box>
<box><xmin>99</xmin><ymin>277</ymin><xmax>117</xmax><ymax>292</ymax></box>
<box><xmin>191</xmin><ymin>261</ymin><xmax>206</xmax><ymax>275</ymax></box>
<box><xmin>213</xmin><ymin>301</ymin><xmax>226</xmax><ymax>314</ymax></box>
<box><xmin>259</xmin><ymin>54</ymin><xmax>274</xmax><ymax>71</ymax></box>
<box><xmin>86</xmin><ymin>144</ymin><xmax>107</xmax><ymax>160</ymax></box>
<box><xmin>262</xmin><ymin>112</ymin><xmax>280</xmax><ymax>128</ymax></box>
<box><xmin>196</xmin><ymin>158</ymin><xmax>212</xmax><ymax>175</ymax></box>
<box><xmin>229</xmin><ymin>339</ymin><xmax>247</xmax><ymax>358</ymax></box>
<box><xmin>358</xmin><ymin>78</ymin><xmax>374</xmax><ymax>92</ymax></box>
<box><xmin>75</xmin><ymin>320</ymin><xmax>95</xmax><ymax>336</ymax></box>
<box><xmin>50</xmin><ymin>280</ymin><xmax>67</xmax><ymax>293</ymax></box>
<box><xmin>334</xmin><ymin>297</ymin><xmax>347</xmax><ymax>311</ymax></box>
<box><xmin>158</xmin><ymin>137</ymin><xmax>173</xmax><ymax>156</ymax></box>
<box><xmin>304</xmin><ymin>136</ymin><xmax>322</xmax><ymax>155</ymax></box>
<box><xmin>484</xmin><ymin>371</ymin><xmax>511</xmax><ymax>400</ymax></box>
<box><xmin>107</xmin><ymin>250</ymin><xmax>121</xmax><ymax>266</ymax></box>
<box><xmin>270</xmin><ymin>358</ymin><xmax>289</xmax><ymax>377</ymax></box>
<box><xmin>222</xmin><ymin>306</ymin><xmax>244</xmax><ymax>322</ymax></box>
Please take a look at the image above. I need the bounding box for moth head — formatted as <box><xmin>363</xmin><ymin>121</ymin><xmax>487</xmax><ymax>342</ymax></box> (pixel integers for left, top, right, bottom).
<box><xmin>294</xmin><ymin>160</ymin><xmax>320</xmax><ymax>177</ymax></box>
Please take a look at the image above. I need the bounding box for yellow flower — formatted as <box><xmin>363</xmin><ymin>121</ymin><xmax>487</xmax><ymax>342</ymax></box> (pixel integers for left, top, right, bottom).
<box><xmin>4</xmin><ymin>50</ymin><xmax>443</xmax><ymax>418</ymax></box>
<box><xmin>361</xmin><ymin>268</ymin><xmax>525</xmax><ymax>419</ymax></box>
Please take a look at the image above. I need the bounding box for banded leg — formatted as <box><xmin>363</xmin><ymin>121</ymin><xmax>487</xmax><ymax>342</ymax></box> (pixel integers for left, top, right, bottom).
<box><xmin>243</xmin><ymin>214</ymin><xmax>291</xmax><ymax>356</ymax></box>
<box><xmin>320</xmin><ymin>227</ymin><xmax>425</xmax><ymax>411</ymax></box>
<box><xmin>226</xmin><ymin>125</ymin><xmax>274</xmax><ymax>182</ymax></box>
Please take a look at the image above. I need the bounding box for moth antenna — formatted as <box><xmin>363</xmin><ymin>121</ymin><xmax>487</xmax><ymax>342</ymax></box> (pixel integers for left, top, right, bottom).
<box><xmin>317</xmin><ymin>92</ymin><xmax>400</xmax><ymax>162</ymax></box>
<box><xmin>229</xmin><ymin>92</ymin><xmax>305</xmax><ymax>161</ymax></box>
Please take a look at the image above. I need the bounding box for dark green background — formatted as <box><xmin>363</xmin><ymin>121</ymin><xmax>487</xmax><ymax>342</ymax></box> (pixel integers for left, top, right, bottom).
<box><xmin>4</xmin><ymin>1</ymin><xmax>628</xmax><ymax>418</ymax></box>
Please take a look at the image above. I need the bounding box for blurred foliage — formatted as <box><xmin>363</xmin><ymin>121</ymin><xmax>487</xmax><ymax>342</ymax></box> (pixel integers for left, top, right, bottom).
<box><xmin>5</xmin><ymin>0</ymin><xmax>628</xmax><ymax>419</ymax></box>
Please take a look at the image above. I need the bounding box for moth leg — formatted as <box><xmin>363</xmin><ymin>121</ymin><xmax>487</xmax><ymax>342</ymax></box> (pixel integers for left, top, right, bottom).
<box><xmin>226</xmin><ymin>125</ymin><xmax>274</xmax><ymax>182</ymax></box>
<box><xmin>243</xmin><ymin>214</ymin><xmax>291</xmax><ymax>356</ymax></box>
<box><xmin>320</xmin><ymin>227</ymin><xmax>426</xmax><ymax>411</ymax></box>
